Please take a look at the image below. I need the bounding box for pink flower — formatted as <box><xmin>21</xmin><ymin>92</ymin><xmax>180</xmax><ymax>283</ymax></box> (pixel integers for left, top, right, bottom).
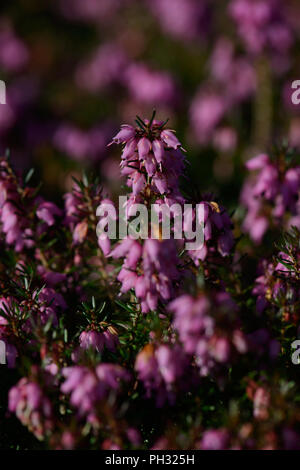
<box><xmin>253</xmin><ymin>387</ymin><xmax>270</xmax><ymax>420</ymax></box>
<box><xmin>125</xmin><ymin>64</ymin><xmax>177</xmax><ymax>106</ymax></box>
<box><xmin>111</xmin><ymin>125</ymin><xmax>135</xmax><ymax>145</ymax></box>
<box><xmin>229</xmin><ymin>0</ymin><xmax>293</xmax><ymax>57</ymax></box>
<box><xmin>160</xmin><ymin>130</ymin><xmax>182</xmax><ymax>149</ymax></box>
<box><xmin>186</xmin><ymin>199</ymin><xmax>234</xmax><ymax>265</ymax></box>
<box><xmin>200</xmin><ymin>429</ymin><xmax>230</xmax><ymax>450</ymax></box>
<box><xmin>138</xmin><ymin>137</ymin><xmax>152</xmax><ymax>160</ymax></box>
<box><xmin>79</xmin><ymin>328</ymin><xmax>119</xmax><ymax>353</ymax></box>
<box><xmin>79</xmin><ymin>330</ymin><xmax>104</xmax><ymax>352</ymax></box>
<box><xmin>147</xmin><ymin>0</ymin><xmax>210</xmax><ymax>42</ymax></box>
<box><xmin>135</xmin><ymin>343</ymin><xmax>187</xmax><ymax>406</ymax></box>
<box><xmin>241</xmin><ymin>154</ymin><xmax>300</xmax><ymax>242</ymax></box>
<box><xmin>0</xmin><ymin>25</ymin><xmax>29</xmax><ymax>72</ymax></box>
<box><xmin>190</xmin><ymin>92</ymin><xmax>226</xmax><ymax>144</ymax></box>
<box><xmin>61</xmin><ymin>364</ymin><xmax>130</xmax><ymax>418</ymax></box>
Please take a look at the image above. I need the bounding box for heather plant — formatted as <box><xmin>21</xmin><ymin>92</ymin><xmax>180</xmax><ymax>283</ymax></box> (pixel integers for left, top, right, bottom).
<box><xmin>0</xmin><ymin>112</ymin><xmax>299</xmax><ymax>450</ymax></box>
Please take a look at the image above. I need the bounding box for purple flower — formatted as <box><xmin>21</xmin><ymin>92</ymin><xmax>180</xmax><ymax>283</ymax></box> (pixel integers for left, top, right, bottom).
<box><xmin>112</xmin><ymin>125</ymin><xmax>135</xmax><ymax>145</ymax></box>
<box><xmin>9</xmin><ymin>377</ymin><xmax>53</xmax><ymax>440</ymax></box>
<box><xmin>241</xmin><ymin>154</ymin><xmax>300</xmax><ymax>243</ymax></box>
<box><xmin>76</xmin><ymin>42</ymin><xmax>128</xmax><ymax>91</ymax></box>
<box><xmin>37</xmin><ymin>287</ymin><xmax>67</xmax><ymax>311</ymax></box>
<box><xmin>0</xmin><ymin>160</ymin><xmax>34</xmax><ymax>251</ymax></box>
<box><xmin>39</xmin><ymin>269</ymin><xmax>68</xmax><ymax>287</ymax></box>
<box><xmin>186</xmin><ymin>199</ymin><xmax>234</xmax><ymax>265</ymax></box>
<box><xmin>125</xmin><ymin>64</ymin><xmax>178</xmax><ymax>106</ymax></box>
<box><xmin>79</xmin><ymin>328</ymin><xmax>119</xmax><ymax>353</ymax></box>
<box><xmin>111</xmin><ymin>117</ymin><xmax>185</xmax><ymax>202</ymax></box>
<box><xmin>110</xmin><ymin>236</ymin><xmax>180</xmax><ymax>312</ymax></box>
<box><xmin>169</xmin><ymin>292</ymin><xmax>247</xmax><ymax>376</ymax></box>
<box><xmin>229</xmin><ymin>0</ymin><xmax>293</xmax><ymax>58</ymax></box>
<box><xmin>64</xmin><ymin>180</ymin><xmax>102</xmax><ymax>243</ymax></box>
<box><xmin>282</xmin><ymin>428</ymin><xmax>300</xmax><ymax>450</ymax></box>
<box><xmin>0</xmin><ymin>24</ymin><xmax>29</xmax><ymax>72</ymax></box>
<box><xmin>61</xmin><ymin>364</ymin><xmax>130</xmax><ymax>418</ymax></box>
<box><xmin>252</xmin><ymin>250</ymin><xmax>300</xmax><ymax>320</ymax></box>
<box><xmin>79</xmin><ymin>330</ymin><xmax>104</xmax><ymax>352</ymax></box>
<box><xmin>54</xmin><ymin>123</ymin><xmax>112</xmax><ymax>162</ymax></box>
<box><xmin>135</xmin><ymin>343</ymin><xmax>187</xmax><ymax>406</ymax></box>
<box><xmin>190</xmin><ymin>92</ymin><xmax>226</xmax><ymax>144</ymax></box>
<box><xmin>213</xmin><ymin>127</ymin><xmax>237</xmax><ymax>153</ymax></box>
<box><xmin>36</xmin><ymin>201</ymin><xmax>62</xmax><ymax>226</ymax></box>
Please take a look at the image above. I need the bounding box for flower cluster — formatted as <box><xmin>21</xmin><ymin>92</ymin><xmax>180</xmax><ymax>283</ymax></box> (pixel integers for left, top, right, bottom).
<box><xmin>190</xmin><ymin>37</ymin><xmax>256</xmax><ymax>147</ymax></box>
<box><xmin>64</xmin><ymin>179</ymin><xmax>102</xmax><ymax>245</ymax></box>
<box><xmin>146</xmin><ymin>0</ymin><xmax>211</xmax><ymax>42</ymax></box>
<box><xmin>61</xmin><ymin>364</ymin><xmax>130</xmax><ymax>420</ymax></box>
<box><xmin>111</xmin><ymin>116</ymin><xmax>185</xmax><ymax>205</ymax></box>
<box><xmin>135</xmin><ymin>343</ymin><xmax>188</xmax><ymax>406</ymax></box>
<box><xmin>229</xmin><ymin>0</ymin><xmax>293</xmax><ymax>57</ymax></box>
<box><xmin>2</xmin><ymin>0</ymin><xmax>300</xmax><ymax>450</ymax></box>
<box><xmin>79</xmin><ymin>328</ymin><xmax>119</xmax><ymax>353</ymax></box>
<box><xmin>241</xmin><ymin>153</ymin><xmax>300</xmax><ymax>243</ymax></box>
<box><xmin>103</xmin><ymin>117</ymin><xmax>186</xmax><ymax>311</ymax></box>
<box><xmin>0</xmin><ymin>159</ymin><xmax>62</xmax><ymax>251</ymax></box>
<box><xmin>110</xmin><ymin>237</ymin><xmax>180</xmax><ymax>313</ymax></box>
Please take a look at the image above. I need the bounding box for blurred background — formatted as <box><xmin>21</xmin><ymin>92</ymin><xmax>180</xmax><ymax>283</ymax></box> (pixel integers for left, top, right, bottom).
<box><xmin>0</xmin><ymin>0</ymin><xmax>300</xmax><ymax>209</ymax></box>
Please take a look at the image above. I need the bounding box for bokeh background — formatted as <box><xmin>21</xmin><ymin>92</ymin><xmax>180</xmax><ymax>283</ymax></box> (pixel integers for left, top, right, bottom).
<box><xmin>0</xmin><ymin>0</ymin><xmax>300</xmax><ymax>209</ymax></box>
